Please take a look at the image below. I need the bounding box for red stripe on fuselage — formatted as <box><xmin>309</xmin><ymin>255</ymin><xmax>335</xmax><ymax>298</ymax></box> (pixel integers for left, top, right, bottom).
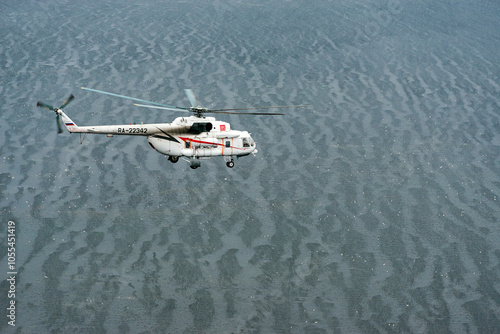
<box><xmin>179</xmin><ymin>137</ymin><xmax>223</xmax><ymax>147</ymax></box>
<box><xmin>179</xmin><ymin>137</ymin><xmax>244</xmax><ymax>151</ymax></box>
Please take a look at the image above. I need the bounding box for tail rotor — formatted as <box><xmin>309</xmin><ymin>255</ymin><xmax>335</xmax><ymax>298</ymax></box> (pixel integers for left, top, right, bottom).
<box><xmin>37</xmin><ymin>94</ymin><xmax>74</xmax><ymax>134</ymax></box>
<box><xmin>59</xmin><ymin>94</ymin><xmax>75</xmax><ymax>109</ymax></box>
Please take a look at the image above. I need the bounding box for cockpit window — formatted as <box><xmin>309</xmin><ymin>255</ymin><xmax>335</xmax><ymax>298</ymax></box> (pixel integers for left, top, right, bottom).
<box><xmin>243</xmin><ymin>137</ymin><xmax>254</xmax><ymax>147</ymax></box>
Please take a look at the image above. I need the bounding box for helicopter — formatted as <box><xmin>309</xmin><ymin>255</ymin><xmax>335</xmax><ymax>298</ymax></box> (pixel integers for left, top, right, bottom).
<box><xmin>37</xmin><ymin>87</ymin><xmax>308</xmax><ymax>169</ymax></box>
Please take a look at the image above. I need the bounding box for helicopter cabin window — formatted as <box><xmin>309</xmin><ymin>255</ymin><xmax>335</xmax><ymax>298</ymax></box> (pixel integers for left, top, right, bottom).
<box><xmin>185</xmin><ymin>141</ymin><xmax>191</xmax><ymax>148</ymax></box>
<box><xmin>225</xmin><ymin>141</ymin><xmax>231</xmax><ymax>148</ymax></box>
<box><xmin>243</xmin><ymin>138</ymin><xmax>250</xmax><ymax>147</ymax></box>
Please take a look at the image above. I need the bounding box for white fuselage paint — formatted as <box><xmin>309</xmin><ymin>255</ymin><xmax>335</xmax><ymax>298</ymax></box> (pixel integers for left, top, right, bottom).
<box><xmin>59</xmin><ymin>112</ymin><xmax>257</xmax><ymax>159</ymax></box>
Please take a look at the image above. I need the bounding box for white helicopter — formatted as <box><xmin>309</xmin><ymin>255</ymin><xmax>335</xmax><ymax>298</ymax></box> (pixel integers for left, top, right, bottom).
<box><xmin>37</xmin><ymin>88</ymin><xmax>307</xmax><ymax>169</ymax></box>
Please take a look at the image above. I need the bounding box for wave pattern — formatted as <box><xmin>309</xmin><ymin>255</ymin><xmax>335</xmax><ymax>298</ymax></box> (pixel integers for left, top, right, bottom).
<box><xmin>1</xmin><ymin>0</ymin><xmax>500</xmax><ymax>332</ymax></box>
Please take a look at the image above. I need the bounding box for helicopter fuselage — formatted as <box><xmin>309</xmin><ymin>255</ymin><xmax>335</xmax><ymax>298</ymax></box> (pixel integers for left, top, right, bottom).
<box><xmin>60</xmin><ymin>112</ymin><xmax>257</xmax><ymax>168</ymax></box>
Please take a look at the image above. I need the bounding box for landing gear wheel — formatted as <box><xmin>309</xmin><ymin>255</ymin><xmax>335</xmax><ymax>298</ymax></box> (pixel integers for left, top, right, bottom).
<box><xmin>190</xmin><ymin>158</ymin><xmax>201</xmax><ymax>169</ymax></box>
<box><xmin>226</xmin><ymin>160</ymin><xmax>234</xmax><ymax>168</ymax></box>
<box><xmin>168</xmin><ymin>156</ymin><xmax>179</xmax><ymax>163</ymax></box>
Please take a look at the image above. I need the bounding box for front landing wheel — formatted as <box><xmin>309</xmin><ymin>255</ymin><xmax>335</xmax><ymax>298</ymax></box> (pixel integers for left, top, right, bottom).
<box><xmin>226</xmin><ymin>160</ymin><xmax>234</xmax><ymax>168</ymax></box>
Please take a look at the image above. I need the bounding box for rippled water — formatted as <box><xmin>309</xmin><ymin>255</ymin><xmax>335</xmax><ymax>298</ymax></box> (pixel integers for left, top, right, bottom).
<box><xmin>1</xmin><ymin>0</ymin><xmax>500</xmax><ymax>332</ymax></box>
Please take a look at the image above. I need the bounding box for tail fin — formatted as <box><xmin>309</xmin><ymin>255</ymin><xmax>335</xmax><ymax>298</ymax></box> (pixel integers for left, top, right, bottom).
<box><xmin>57</xmin><ymin>109</ymin><xmax>79</xmax><ymax>133</ymax></box>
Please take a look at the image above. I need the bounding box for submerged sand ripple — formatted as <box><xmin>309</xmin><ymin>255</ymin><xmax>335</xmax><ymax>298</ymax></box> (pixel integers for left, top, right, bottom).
<box><xmin>1</xmin><ymin>0</ymin><xmax>500</xmax><ymax>333</ymax></box>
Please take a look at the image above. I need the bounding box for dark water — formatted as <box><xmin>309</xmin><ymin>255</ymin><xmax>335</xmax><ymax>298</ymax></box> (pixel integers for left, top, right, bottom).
<box><xmin>1</xmin><ymin>0</ymin><xmax>500</xmax><ymax>332</ymax></box>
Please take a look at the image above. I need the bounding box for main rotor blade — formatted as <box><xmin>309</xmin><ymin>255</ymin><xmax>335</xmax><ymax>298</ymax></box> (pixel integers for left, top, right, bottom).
<box><xmin>59</xmin><ymin>94</ymin><xmax>75</xmax><ymax>109</ymax></box>
<box><xmin>210</xmin><ymin>105</ymin><xmax>310</xmax><ymax>112</ymax></box>
<box><xmin>184</xmin><ymin>89</ymin><xmax>198</xmax><ymax>108</ymax></box>
<box><xmin>133</xmin><ymin>104</ymin><xmax>190</xmax><ymax>113</ymax></box>
<box><xmin>209</xmin><ymin>110</ymin><xmax>284</xmax><ymax>115</ymax></box>
<box><xmin>36</xmin><ymin>102</ymin><xmax>55</xmax><ymax>110</ymax></box>
<box><xmin>81</xmin><ymin>87</ymin><xmax>187</xmax><ymax>111</ymax></box>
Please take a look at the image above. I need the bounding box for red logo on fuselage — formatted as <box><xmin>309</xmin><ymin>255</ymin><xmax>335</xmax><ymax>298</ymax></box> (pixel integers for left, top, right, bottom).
<box><xmin>220</xmin><ymin>125</ymin><xmax>226</xmax><ymax>131</ymax></box>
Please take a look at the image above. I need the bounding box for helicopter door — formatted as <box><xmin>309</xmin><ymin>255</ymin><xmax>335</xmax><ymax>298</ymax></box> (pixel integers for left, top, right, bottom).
<box><xmin>224</xmin><ymin>139</ymin><xmax>232</xmax><ymax>155</ymax></box>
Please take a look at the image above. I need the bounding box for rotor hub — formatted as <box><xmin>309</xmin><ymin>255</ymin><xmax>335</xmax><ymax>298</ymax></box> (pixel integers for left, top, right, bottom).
<box><xmin>190</xmin><ymin>107</ymin><xmax>208</xmax><ymax>117</ymax></box>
